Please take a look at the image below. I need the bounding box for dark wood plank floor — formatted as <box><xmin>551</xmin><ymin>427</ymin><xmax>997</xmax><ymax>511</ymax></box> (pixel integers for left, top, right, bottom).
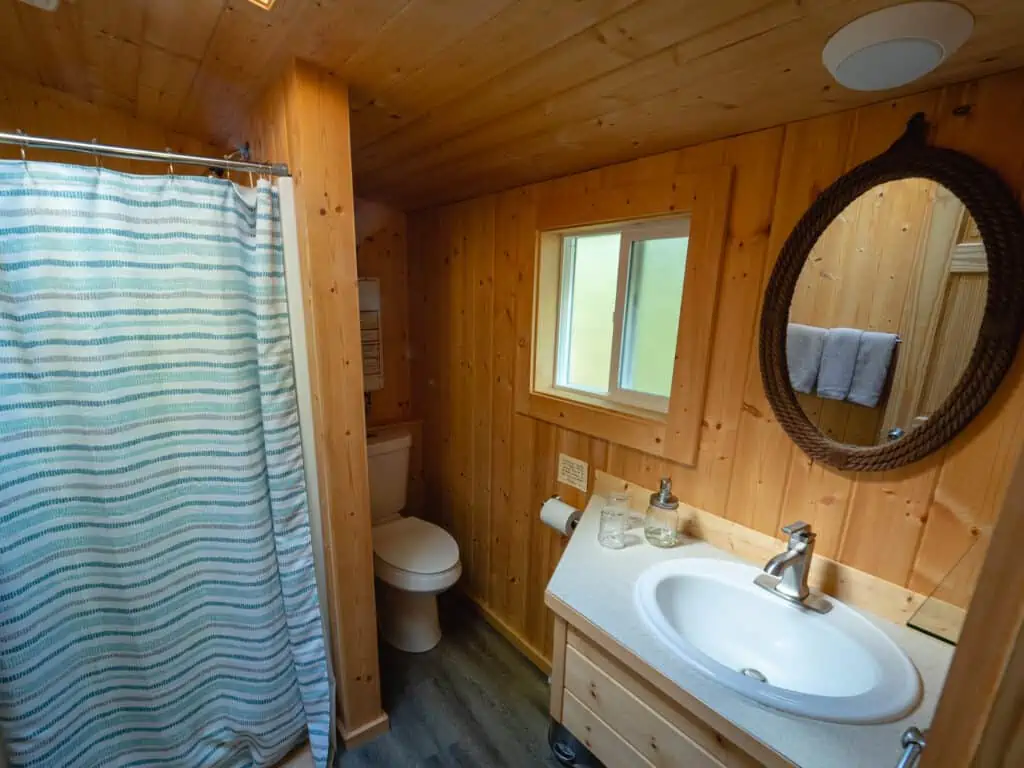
<box><xmin>338</xmin><ymin>596</ymin><xmax>565</xmax><ymax>768</ymax></box>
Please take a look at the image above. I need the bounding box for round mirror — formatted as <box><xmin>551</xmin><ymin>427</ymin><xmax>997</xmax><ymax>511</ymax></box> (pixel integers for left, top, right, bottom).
<box><xmin>788</xmin><ymin>179</ymin><xmax>984</xmax><ymax>448</ymax></box>
<box><xmin>760</xmin><ymin>115</ymin><xmax>1024</xmax><ymax>471</ymax></box>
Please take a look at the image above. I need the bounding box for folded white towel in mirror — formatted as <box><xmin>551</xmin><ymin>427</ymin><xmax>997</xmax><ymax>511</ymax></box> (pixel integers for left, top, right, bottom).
<box><xmin>816</xmin><ymin>328</ymin><xmax>863</xmax><ymax>400</ymax></box>
<box><xmin>848</xmin><ymin>331</ymin><xmax>899</xmax><ymax>407</ymax></box>
<box><xmin>786</xmin><ymin>323</ymin><xmax>827</xmax><ymax>394</ymax></box>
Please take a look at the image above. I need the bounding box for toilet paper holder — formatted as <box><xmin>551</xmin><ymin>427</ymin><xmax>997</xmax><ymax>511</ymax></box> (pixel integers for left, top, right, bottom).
<box><xmin>541</xmin><ymin>495</ymin><xmax>582</xmax><ymax>536</ymax></box>
<box><xmin>562</xmin><ymin>497</ymin><xmax>581</xmax><ymax>532</ymax></box>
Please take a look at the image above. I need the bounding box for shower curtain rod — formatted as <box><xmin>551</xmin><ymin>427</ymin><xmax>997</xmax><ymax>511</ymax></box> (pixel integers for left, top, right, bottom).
<box><xmin>0</xmin><ymin>130</ymin><xmax>290</xmax><ymax>177</ymax></box>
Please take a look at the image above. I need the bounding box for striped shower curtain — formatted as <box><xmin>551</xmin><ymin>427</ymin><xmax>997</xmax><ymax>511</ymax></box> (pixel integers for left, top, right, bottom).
<box><xmin>0</xmin><ymin>161</ymin><xmax>331</xmax><ymax>768</ymax></box>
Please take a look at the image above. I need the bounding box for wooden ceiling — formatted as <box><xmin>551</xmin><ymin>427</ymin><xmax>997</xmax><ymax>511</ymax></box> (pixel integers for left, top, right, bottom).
<box><xmin>1</xmin><ymin>0</ymin><xmax>1023</xmax><ymax>207</ymax></box>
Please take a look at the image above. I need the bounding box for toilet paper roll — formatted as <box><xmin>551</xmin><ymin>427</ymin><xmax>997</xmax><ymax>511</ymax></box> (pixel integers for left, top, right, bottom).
<box><xmin>540</xmin><ymin>496</ymin><xmax>580</xmax><ymax>536</ymax></box>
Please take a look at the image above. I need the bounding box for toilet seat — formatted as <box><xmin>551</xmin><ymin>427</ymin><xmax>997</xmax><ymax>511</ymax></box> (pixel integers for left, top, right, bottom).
<box><xmin>374</xmin><ymin>558</ymin><xmax>462</xmax><ymax>593</ymax></box>
<box><xmin>373</xmin><ymin>517</ymin><xmax>461</xmax><ymax>593</ymax></box>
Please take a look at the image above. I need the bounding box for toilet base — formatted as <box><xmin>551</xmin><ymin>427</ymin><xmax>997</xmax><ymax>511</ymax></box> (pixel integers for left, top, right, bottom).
<box><xmin>377</xmin><ymin>582</ymin><xmax>442</xmax><ymax>653</ymax></box>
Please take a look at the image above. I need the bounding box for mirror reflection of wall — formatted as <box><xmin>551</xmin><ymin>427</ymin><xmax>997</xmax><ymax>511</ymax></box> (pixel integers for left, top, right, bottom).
<box><xmin>786</xmin><ymin>178</ymin><xmax>987</xmax><ymax>447</ymax></box>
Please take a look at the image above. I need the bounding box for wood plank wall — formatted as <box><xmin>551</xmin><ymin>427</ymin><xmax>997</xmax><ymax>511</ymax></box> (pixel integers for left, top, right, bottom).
<box><xmin>248</xmin><ymin>60</ymin><xmax>387</xmax><ymax>743</ymax></box>
<box><xmin>0</xmin><ymin>71</ymin><xmax>221</xmax><ymax>173</ymax></box>
<box><xmin>407</xmin><ymin>68</ymin><xmax>1024</xmax><ymax>667</ymax></box>
<box><xmin>355</xmin><ymin>199</ymin><xmax>413</xmax><ymax>427</ymax></box>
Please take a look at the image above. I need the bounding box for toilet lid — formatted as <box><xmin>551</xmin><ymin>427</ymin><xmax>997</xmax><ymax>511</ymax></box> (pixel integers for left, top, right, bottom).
<box><xmin>373</xmin><ymin>517</ymin><xmax>459</xmax><ymax>574</ymax></box>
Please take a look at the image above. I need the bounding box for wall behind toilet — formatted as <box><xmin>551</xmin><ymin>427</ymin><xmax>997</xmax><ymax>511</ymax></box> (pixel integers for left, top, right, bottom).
<box><xmin>356</xmin><ymin>199</ymin><xmax>413</xmax><ymax>428</ymax></box>
<box><xmin>405</xmin><ymin>68</ymin><xmax>1024</xmax><ymax>671</ymax></box>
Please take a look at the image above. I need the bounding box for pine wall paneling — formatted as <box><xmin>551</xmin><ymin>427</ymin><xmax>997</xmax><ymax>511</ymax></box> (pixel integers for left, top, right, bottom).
<box><xmin>355</xmin><ymin>199</ymin><xmax>413</xmax><ymax>427</ymax></box>
<box><xmin>248</xmin><ymin>60</ymin><xmax>388</xmax><ymax>745</ymax></box>
<box><xmin>0</xmin><ymin>72</ymin><xmax>222</xmax><ymax>173</ymax></box>
<box><xmin>407</xmin><ymin>68</ymin><xmax>1024</xmax><ymax>667</ymax></box>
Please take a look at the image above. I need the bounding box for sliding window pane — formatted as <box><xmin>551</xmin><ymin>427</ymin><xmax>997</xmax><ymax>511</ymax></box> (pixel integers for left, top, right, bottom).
<box><xmin>620</xmin><ymin>236</ymin><xmax>688</xmax><ymax>397</ymax></box>
<box><xmin>560</xmin><ymin>233</ymin><xmax>620</xmax><ymax>393</ymax></box>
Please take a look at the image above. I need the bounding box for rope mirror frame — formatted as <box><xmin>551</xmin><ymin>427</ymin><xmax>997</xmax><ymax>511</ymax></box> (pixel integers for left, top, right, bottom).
<box><xmin>759</xmin><ymin>113</ymin><xmax>1024</xmax><ymax>471</ymax></box>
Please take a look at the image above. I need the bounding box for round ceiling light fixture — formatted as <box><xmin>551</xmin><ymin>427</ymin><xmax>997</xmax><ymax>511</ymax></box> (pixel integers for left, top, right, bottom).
<box><xmin>823</xmin><ymin>2</ymin><xmax>974</xmax><ymax>91</ymax></box>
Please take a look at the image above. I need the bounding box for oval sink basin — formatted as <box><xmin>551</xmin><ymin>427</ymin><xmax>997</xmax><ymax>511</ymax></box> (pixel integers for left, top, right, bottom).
<box><xmin>634</xmin><ymin>558</ymin><xmax>921</xmax><ymax>724</ymax></box>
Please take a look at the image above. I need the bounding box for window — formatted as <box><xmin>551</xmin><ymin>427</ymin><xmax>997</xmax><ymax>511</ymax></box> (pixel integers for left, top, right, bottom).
<box><xmin>546</xmin><ymin>218</ymin><xmax>690</xmax><ymax>414</ymax></box>
<box><xmin>519</xmin><ymin>165</ymin><xmax>729</xmax><ymax>465</ymax></box>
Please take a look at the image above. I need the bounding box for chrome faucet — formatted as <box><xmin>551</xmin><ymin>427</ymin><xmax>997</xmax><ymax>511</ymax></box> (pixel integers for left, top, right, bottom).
<box><xmin>754</xmin><ymin>521</ymin><xmax>832</xmax><ymax>614</ymax></box>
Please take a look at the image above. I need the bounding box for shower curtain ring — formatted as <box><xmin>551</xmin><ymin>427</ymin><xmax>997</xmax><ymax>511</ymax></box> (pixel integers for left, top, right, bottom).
<box><xmin>165</xmin><ymin>147</ymin><xmax>174</xmax><ymax>177</ymax></box>
<box><xmin>91</xmin><ymin>138</ymin><xmax>101</xmax><ymax>169</ymax></box>
<box><xmin>15</xmin><ymin>129</ymin><xmax>27</xmax><ymax>164</ymax></box>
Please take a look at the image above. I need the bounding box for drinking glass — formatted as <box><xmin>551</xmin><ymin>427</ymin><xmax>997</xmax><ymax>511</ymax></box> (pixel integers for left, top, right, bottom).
<box><xmin>605</xmin><ymin>491</ymin><xmax>642</xmax><ymax>530</ymax></box>
<box><xmin>598</xmin><ymin>505</ymin><xmax>627</xmax><ymax>549</ymax></box>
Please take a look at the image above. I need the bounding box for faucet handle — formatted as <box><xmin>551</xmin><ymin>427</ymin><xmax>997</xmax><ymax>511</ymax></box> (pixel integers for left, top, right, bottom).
<box><xmin>781</xmin><ymin>520</ymin><xmax>812</xmax><ymax>538</ymax></box>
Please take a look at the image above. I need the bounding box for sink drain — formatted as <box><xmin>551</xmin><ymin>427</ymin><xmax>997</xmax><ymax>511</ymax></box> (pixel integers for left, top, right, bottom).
<box><xmin>741</xmin><ymin>668</ymin><xmax>767</xmax><ymax>683</ymax></box>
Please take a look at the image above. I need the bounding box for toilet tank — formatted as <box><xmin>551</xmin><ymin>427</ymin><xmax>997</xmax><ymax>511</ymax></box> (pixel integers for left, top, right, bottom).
<box><xmin>366</xmin><ymin>427</ymin><xmax>412</xmax><ymax>523</ymax></box>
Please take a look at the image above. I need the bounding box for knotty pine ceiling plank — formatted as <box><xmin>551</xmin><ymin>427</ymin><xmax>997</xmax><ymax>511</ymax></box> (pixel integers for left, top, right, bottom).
<box><xmin>347</xmin><ymin>0</ymin><xmax>640</xmax><ymax>149</ymax></box>
<box><xmin>143</xmin><ymin>0</ymin><xmax>226</xmax><ymax>60</ymax></box>
<box><xmin>356</xmin><ymin>0</ymin><xmax>802</xmax><ymax>195</ymax></box>
<box><xmin>0</xmin><ymin>1</ymin><xmax>40</xmax><ymax>82</ymax></box>
<box><xmin>177</xmin><ymin>0</ymin><xmax>421</xmax><ymax>146</ymax></box>
<box><xmin>356</xmin><ymin>0</ymin><xmax>804</xmax><ymax>187</ymax></box>
<box><xmin>3</xmin><ymin>0</ymin><xmax>1024</xmax><ymax>207</ymax></box>
<box><xmin>337</xmin><ymin>0</ymin><xmax>519</xmax><ymax>106</ymax></box>
<box><xmin>137</xmin><ymin>46</ymin><xmax>201</xmax><ymax>126</ymax></box>
<box><xmin>293</xmin><ymin>0</ymin><xmax>415</xmax><ymax>73</ymax></box>
<box><xmin>79</xmin><ymin>0</ymin><xmax>146</xmax><ymax>45</ymax></box>
<box><xmin>174</xmin><ymin>0</ymin><xmax>305</xmax><ymax>145</ymax></box>
<box><xmin>12</xmin><ymin>0</ymin><xmax>92</xmax><ymax>104</ymax></box>
<box><xmin>360</xmin><ymin>0</ymin><xmax>1024</xmax><ymax>206</ymax></box>
<box><xmin>352</xmin><ymin>0</ymin><xmax>797</xmax><ymax>179</ymax></box>
<box><xmin>81</xmin><ymin>26</ymin><xmax>141</xmax><ymax>111</ymax></box>
<box><xmin>76</xmin><ymin>0</ymin><xmax>146</xmax><ymax>113</ymax></box>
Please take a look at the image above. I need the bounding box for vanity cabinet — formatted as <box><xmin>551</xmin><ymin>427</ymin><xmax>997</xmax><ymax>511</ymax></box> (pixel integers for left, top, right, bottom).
<box><xmin>549</xmin><ymin>604</ymin><xmax>793</xmax><ymax>768</ymax></box>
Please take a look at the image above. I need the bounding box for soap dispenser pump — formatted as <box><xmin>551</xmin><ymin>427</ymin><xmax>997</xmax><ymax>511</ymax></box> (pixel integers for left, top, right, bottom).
<box><xmin>644</xmin><ymin>477</ymin><xmax>680</xmax><ymax>548</ymax></box>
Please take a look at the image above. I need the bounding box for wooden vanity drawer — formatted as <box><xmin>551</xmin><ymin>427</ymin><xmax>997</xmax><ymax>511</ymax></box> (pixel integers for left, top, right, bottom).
<box><xmin>565</xmin><ymin>642</ymin><xmax>725</xmax><ymax>767</ymax></box>
<box><xmin>562</xmin><ymin>691</ymin><xmax>653</xmax><ymax>767</ymax></box>
<box><xmin>564</xmin><ymin>628</ymin><xmax>763</xmax><ymax>768</ymax></box>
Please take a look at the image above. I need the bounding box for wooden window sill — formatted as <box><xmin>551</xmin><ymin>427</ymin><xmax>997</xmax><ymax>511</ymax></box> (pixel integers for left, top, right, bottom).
<box><xmin>534</xmin><ymin>386</ymin><xmax>668</xmax><ymax>422</ymax></box>
<box><xmin>517</xmin><ymin>390</ymin><xmax>669</xmax><ymax>459</ymax></box>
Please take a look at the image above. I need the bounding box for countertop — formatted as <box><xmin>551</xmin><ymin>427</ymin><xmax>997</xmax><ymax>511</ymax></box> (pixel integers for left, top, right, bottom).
<box><xmin>545</xmin><ymin>495</ymin><xmax>955</xmax><ymax>768</ymax></box>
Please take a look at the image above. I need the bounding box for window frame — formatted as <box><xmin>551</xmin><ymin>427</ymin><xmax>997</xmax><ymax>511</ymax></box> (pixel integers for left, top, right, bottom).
<box><xmin>552</xmin><ymin>218</ymin><xmax>692</xmax><ymax>414</ymax></box>
<box><xmin>516</xmin><ymin>165</ymin><xmax>733</xmax><ymax>467</ymax></box>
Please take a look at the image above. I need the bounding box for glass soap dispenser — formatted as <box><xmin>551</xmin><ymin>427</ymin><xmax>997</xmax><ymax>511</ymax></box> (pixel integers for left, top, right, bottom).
<box><xmin>644</xmin><ymin>477</ymin><xmax>680</xmax><ymax>548</ymax></box>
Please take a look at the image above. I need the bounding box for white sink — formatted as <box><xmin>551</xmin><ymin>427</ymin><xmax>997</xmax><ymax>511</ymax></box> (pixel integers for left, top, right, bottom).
<box><xmin>634</xmin><ymin>558</ymin><xmax>921</xmax><ymax>724</ymax></box>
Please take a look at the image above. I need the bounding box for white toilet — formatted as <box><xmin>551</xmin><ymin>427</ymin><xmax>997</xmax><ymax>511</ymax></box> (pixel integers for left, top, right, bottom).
<box><xmin>366</xmin><ymin>427</ymin><xmax>461</xmax><ymax>653</ymax></box>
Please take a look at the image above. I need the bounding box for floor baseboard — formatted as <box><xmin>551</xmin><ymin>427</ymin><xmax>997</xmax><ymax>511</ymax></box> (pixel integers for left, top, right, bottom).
<box><xmin>338</xmin><ymin>712</ymin><xmax>390</xmax><ymax>750</ymax></box>
<box><xmin>463</xmin><ymin>595</ymin><xmax>552</xmax><ymax>675</ymax></box>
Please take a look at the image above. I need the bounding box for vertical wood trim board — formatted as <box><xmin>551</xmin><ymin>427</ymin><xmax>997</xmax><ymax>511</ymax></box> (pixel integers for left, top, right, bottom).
<box><xmin>249</xmin><ymin>60</ymin><xmax>386</xmax><ymax>739</ymax></box>
<box><xmin>406</xmin><ymin>68</ymin><xmax>1024</xmax><ymax>669</ymax></box>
